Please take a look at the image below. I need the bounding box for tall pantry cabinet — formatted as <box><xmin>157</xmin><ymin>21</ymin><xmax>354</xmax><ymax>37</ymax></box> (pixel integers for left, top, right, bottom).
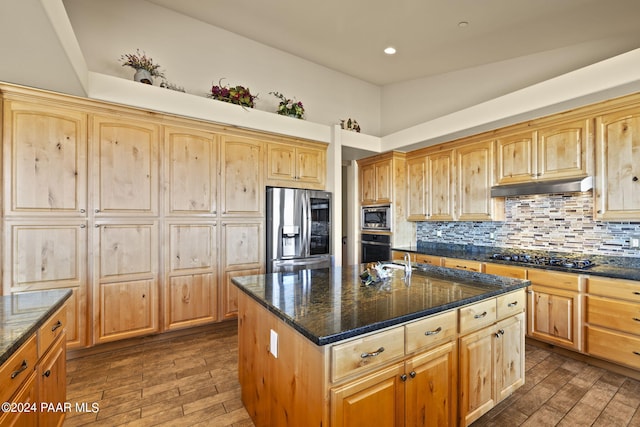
<box><xmin>0</xmin><ymin>85</ymin><xmax>325</xmax><ymax>349</ymax></box>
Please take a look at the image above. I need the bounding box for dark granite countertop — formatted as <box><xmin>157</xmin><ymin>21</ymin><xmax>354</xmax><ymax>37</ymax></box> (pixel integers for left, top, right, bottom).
<box><xmin>0</xmin><ymin>289</ymin><xmax>72</xmax><ymax>365</ymax></box>
<box><xmin>232</xmin><ymin>264</ymin><xmax>529</xmax><ymax>346</ymax></box>
<box><xmin>392</xmin><ymin>243</ymin><xmax>640</xmax><ymax>281</ymax></box>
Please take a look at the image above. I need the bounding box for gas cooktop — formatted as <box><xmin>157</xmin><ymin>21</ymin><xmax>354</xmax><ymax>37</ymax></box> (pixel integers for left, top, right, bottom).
<box><xmin>489</xmin><ymin>253</ymin><xmax>595</xmax><ymax>270</ymax></box>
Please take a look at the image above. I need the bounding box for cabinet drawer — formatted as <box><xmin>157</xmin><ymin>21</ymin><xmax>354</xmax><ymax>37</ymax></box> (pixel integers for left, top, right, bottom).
<box><xmin>39</xmin><ymin>305</ymin><xmax>66</xmax><ymax>357</ymax></box>
<box><xmin>415</xmin><ymin>254</ymin><xmax>442</xmax><ymax>266</ymax></box>
<box><xmin>527</xmin><ymin>269</ymin><xmax>582</xmax><ymax>292</ymax></box>
<box><xmin>587</xmin><ymin>325</ymin><xmax>640</xmax><ymax>369</ymax></box>
<box><xmin>0</xmin><ymin>334</ymin><xmax>37</xmax><ymax>405</ymax></box>
<box><xmin>587</xmin><ymin>296</ymin><xmax>640</xmax><ymax>335</ymax></box>
<box><xmin>405</xmin><ymin>310</ymin><xmax>456</xmax><ymax>354</ymax></box>
<box><xmin>497</xmin><ymin>290</ymin><xmax>526</xmax><ymax>319</ymax></box>
<box><xmin>587</xmin><ymin>277</ymin><xmax>640</xmax><ymax>303</ymax></box>
<box><xmin>484</xmin><ymin>263</ymin><xmax>526</xmax><ymax>279</ymax></box>
<box><xmin>443</xmin><ymin>258</ymin><xmax>483</xmax><ymax>272</ymax></box>
<box><xmin>331</xmin><ymin>327</ymin><xmax>404</xmax><ymax>382</ymax></box>
<box><xmin>459</xmin><ymin>298</ymin><xmax>497</xmax><ymax>334</ymax></box>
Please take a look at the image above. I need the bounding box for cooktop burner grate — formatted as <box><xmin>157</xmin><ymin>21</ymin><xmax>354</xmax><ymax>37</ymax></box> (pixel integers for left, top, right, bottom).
<box><xmin>489</xmin><ymin>253</ymin><xmax>595</xmax><ymax>270</ymax></box>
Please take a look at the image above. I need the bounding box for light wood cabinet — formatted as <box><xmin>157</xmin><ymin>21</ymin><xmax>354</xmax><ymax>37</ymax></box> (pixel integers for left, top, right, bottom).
<box><xmin>406</xmin><ymin>156</ymin><xmax>428</xmax><ymax>220</ymax></box>
<box><xmin>456</xmin><ymin>140</ymin><xmax>504</xmax><ymax>221</ymax></box>
<box><xmin>164</xmin><ymin>125</ymin><xmax>218</xmax><ymax>216</ymax></box>
<box><xmin>164</xmin><ymin>222</ymin><xmax>217</xmax><ymax>330</ymax></box>
<box><xmin>459</xmin><ymin>311</ymin><xmax>525</xmax><ymax>426</ymax></box>
<box><xmin>220</xmin><ymin>221</ymin><xmax>263</xmax><ymax>319</ymax></box>
<box><xmin>443</xmin><ymin>257</ymin><xmax>483</xmax><ymax>273</ymax></box>
<box><xmin>586</xmin><ymin>276</ymin><xmax>640</xmax><ymax>369</ymax></box>
<box><xmin>484</xmin><ymin>263</ymin><xmax>527</xmax><ymax>280</ymax></box>
<box><xmin>93</xmin><ymin>221</ymin><xmax>159</xmax><ymax>343</ymax></box>
<box><xmin>526</xmin><ymin>270</ymin><xmax>584</xmax><ymax>351</ymax></box>
<box><xmin>406</xmin><ymin>148</ymin><xmax>454</xmax><ymax>221</ymax></box>
<box><xmin>91</xmin><ymin>115</ymin><xmax>159</xmax><ymax>216</ymax></box>
<box><xmin>266</xmin><ymin>142</ymin><xmax>326</xmax><ymax>189</ymax></box>
<box><xmin>220</xmin><ymin>136</ymin><xmax>263</xmax><ymax>216</ymax></box>
<box><xmin>359</xmin><ymin>156</ymin><xmax>392</xmax><ymax>205</ymax></box>
<box><xmin>0</xmin><ymin>303</ymin><xmax>68</xmax><ymax>427</ymax></box>
<box><xmin>2</xmin><ymin>99</ymin><xmax>88</xmax><ymax>216</ymax></box>
<box><xmin>595</xmin><ymin>108</ymin><xmax>640</xmax><ymax>220</ymax></box>
<box><xmin>3</xmin><ymin>221</ymin><xmax>87</xmax><ymax>348</ymax></box>
<box><xmin>496</xmin><ymin>120</ymin><xmax>591</xmax><ymax>185</ymax></box>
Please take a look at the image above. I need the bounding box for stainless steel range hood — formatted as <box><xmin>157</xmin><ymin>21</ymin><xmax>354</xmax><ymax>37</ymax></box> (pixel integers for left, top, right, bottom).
<box><xmin>490</xmin><ymin>176</ymin><xmax>593</xmax><ymax>197</ymax></box>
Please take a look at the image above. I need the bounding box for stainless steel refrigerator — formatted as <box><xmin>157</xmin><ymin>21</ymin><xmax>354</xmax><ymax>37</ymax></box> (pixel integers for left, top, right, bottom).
<box><xmin>266</xmin><ymin>187</ymin><xmax>332</xmax><ymax>273</ymax></box>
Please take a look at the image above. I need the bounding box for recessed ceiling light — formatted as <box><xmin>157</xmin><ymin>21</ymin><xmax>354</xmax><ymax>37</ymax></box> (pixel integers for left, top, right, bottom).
<box><xmin>458</xmin><ymin>21</ymin><xmax>469</xmax><ymax>28</ymax></box>
<box><xmin>384</xmin><ymin>47</ymin><xmax>396</xmax><ymax>55</ymax></box>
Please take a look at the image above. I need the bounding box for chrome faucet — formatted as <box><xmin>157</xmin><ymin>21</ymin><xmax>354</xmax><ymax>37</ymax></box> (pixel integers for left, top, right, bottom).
<box><xmin>403</xmin><ymin>252</ymin><xmax>412</xmax><ymax>277</ymax></box>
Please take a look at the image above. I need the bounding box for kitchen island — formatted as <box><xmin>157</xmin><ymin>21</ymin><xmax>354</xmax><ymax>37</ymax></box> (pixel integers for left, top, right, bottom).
<box><xmin>233</xmin><ymin>264</ymin><xmax>529</xmax><ymax>426</ymax></box>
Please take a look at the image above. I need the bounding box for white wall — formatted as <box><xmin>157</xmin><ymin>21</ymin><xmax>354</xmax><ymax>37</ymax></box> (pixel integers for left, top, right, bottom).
<box><xmin>63</xmin><ymin>0</ymin><xmax>382</xmax><ymax>135</ymax></box>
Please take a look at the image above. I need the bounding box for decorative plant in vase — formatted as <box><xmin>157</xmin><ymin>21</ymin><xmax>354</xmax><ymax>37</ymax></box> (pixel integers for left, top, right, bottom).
<box><xmin>119</xmin><ymin>49</ymin><xmax>165</xmax><ymax>85</ymax></box>
<box><xmin>208</xmin><ymin>79</ymin><xmax>257</xmax><ymax>108</ymax></box>
<box><xmin>270</xmin><ymin>91</ymin><xmax>305</xmax><ymax>119</ymax></box>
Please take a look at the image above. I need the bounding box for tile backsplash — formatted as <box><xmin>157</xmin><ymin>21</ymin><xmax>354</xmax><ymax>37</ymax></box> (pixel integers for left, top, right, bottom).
<box><xmin>416</xmin><ymin>192</ymin><xmax>640</xmax><ymax>257</ymax></box>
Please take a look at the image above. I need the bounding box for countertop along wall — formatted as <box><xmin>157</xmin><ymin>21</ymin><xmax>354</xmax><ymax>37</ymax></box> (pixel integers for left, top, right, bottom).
<box><xmin>416</xmin><ymin>192</ymin><xmax>640</xmax><ymax>258</ymax></box>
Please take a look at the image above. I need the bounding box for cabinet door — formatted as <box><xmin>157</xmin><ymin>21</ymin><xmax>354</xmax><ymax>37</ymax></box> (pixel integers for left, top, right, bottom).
<box><xmin>165</xmin><ymin>222</ymin><xmax>217</xmax><ymax>330</ymax></box>
<box><xmin>427</xmin><ymin>151</ymin><xmax>454</xmax><ymax>221</ymax></box>
<box><xmin>405</xmin><ymin>341</ymin><xmax>457</xmax><ymax>427</ymax></box>
<box><xmin>495</xmin><ymin>313</ymin><xmax>525</xmax><ymax>402</ymax></box>
<box><xmin>407</xmin><ymin>156</ymin><xmax>428</xmax><ymax>221</ymax></box>
<box><xmin>220</xmin><ymin>136</ymin><xmax>263</xmax><ymax>216</ymax></box>
<box><xmin>456</xmin><ymin>141</ymin><xmax>498</xmax><ymax>221</ymax></box>
<box><xmin>38</xmin><ymin>334</ymin><xmax>66</xmax><ymax>427</ymax></box>
<box><xmin>266</xmin><ymin>143</ymin><xmax>296</xmax><ymax>181</ymax></box>
<box><xmin>459</xmin><ymin>325</ymin><xmax>495</xmax><ymax>426</ymax></box>
<box><xmin>527</xmin><ymin>285</ymin><xmax>581</xmax><ymax>351</ymax></box>
<box><xmin>331</xmin><ymin>362</ymin><xmax>405</xmax><ymax>427</ymax></box>
<box><xmin>164</xmin><ymin>126</ymin><xmax>217</xmax><ymax>215</ymax></box>
<box><xmin>222</xmin><ymin>268</ymin><xmax>261</xmax><ymax>320</ymax></box>
<box><xmin>296</xmin><ymin>145</ymin><xmax>326</xmax><ymax>188</ymax></box>
<box><xmin>496</xmin><ymin>131</ymin><xmax>536</xmax><ymax>184</ymax></box>
<box><xmin>3</xmin><ymin>221</ymin><xmax>87</xmax><ymax>348</ymax></box>
<box><xmin>92</xmin><ymin>115</ymin><xmax>159</xmax><ymax>215</ymax></box>
<box><xmin>538</xmin><ymin>119</ymin><xmax>591</xmax><ymax>180</ymax></box>
<box><xmin>595</xmin><ymin>109</ymin><xmax>640</xmax><ymax>220</ymax></box>
<box><xmin>375</xmin><ymin>160</ymin><xmax>392</xmax><ymax>204</ymax></box>
<box><xmin>360</xmin><ymin>163</ymin><xmax>376</xmax><ymax>204</ymax></box>
<box><xmin>3</xmin><ymin>100</ymin><xmax>87</xmax><ymax>216</ymax></box>
<box><xmin>94</xmin><ymin>221</ymin><xmax>159</xmax><ymax>343</ymax></box>
<box><xmin>0</xmin><ymin>371</ymin><xmax>38</xmax><ymax>427</ymax></box>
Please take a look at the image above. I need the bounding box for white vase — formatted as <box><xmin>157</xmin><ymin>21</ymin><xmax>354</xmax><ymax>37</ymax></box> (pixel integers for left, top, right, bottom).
<box><xmin>134</xmin><ymin>69</ymin><xmax>153</xmax><ymax>85</ymax></box>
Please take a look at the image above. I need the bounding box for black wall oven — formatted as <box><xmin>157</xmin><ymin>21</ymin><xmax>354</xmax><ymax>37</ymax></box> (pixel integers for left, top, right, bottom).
<box><xmin>361</xmin><ymin>233</ymin><xmax>391</xmax><ymax>263</ymax></box>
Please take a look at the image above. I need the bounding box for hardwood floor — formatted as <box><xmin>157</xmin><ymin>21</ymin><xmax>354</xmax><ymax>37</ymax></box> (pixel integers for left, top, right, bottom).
<box><xmin>65</xmin><ymin>322</ymin><xmax>640</xmax><ymax>426</ymax></box>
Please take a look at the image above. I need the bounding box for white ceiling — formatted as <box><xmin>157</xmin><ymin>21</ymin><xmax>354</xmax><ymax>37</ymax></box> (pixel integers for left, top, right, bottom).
<box><xmin>147</xmin><ymin>0</ymin><xmax>640</xmax><ymax>86</ymax></box>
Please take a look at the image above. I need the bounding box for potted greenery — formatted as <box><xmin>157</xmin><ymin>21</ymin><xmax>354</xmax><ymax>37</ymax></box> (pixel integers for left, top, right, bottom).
<box><xmin>120</xmin><ymin>49</ymin><xmax>165</xmax><ymax>84</ymax></box>
<box><xmin>208</xmin><ymin>79</ymin><xmax>257</xmax><ymax>108</ymax></box>
<box><xmin>270</xmin><ymin>91</ymin><xmax>305</xmax><ymax>119</ymax></box>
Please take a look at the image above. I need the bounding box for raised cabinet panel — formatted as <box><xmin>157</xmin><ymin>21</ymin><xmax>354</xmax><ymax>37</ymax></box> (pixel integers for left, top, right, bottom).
<box><xmin>375</xmin><ymin>161</ymin><xmax>392</xmax><ymax>203</ymax></box>
<box><xmin>359</xmin><ymin>163</ymin><xmax>376</xmax><ymax>204</ymax></box>
<box><xmin>406</xmin><ymin>156</ymin><xmax>428</xmax><ymax>221</ymax></box>
<box><xmin>495</xmin><ymin>313</ymin><xmax>525</xmax><ymax>402</ymax></box>
<box><xmin>38</xmin><ymin>334</ymin><xmax>66</xmax><ymax>427</ymax></box>
<box><xmin>3</xmin><ymin>221</ymin><xmax>87</xmax><ymax>348</ymax></box>
<box><xmin>222</xmin><ymin>268</ymin><xmax>261</xmax><ymax>320</ymax></box>
<box><xmin>456</xmin><ymin>141</ymin><xmax>499</xmax><ymax>221</ymax></box>
<box><xmin>221</xmin><ymin>222</ymin><xmax>263</xmax><ymax>270</ymax></box>
<box><xmin>427</xmin><ymin>150</ymin><xmax>454</xmax><ymax>221</ymax></box>
<box><xmin>595</xmin><ymin>109</ymin><xmax>640</xmax><ymax>220</ymax></box>
<box><xmin>3</xmin><ymin>101</ymin><xmax>87</xmax><ymax>215</ymax></box>
<box><xmin>266</xmin><ymin>144</ymin><xmax>295</xmax><ymax>181</ymax></box>
<box><xmin>93</xmin><ymin>221</ymin><xmax>159</xmax><ymax>343</ymax></box>
<box><xmin>92</xmin><ymin>115</ymin><xmax>159</xmax><ymax>215</ymax></box>
<box><xmin>165</xmin><ymin>222</ymin><xmax>217</xmax><ymax>330</ymax></box>
<box><xmin>220</xmin><ymin>136</ymin><xmax>263</xmax><ymax>216</ymax></box>
<box><xmin>538</xmin><ymin>119</ymin><xmax>591</xmax><ymax>180</ymax></box>
<box><xmin>165</xmin><ymin>126</ymin><xmax>217</xmax><ymax>215</ymax></box>
<box><xmin>97</xmin><ymin>279</ymin><xmax>158</xmax><ymax>343</ymax></box>
<box><xmin>265</xmin><ymin>143</ymin><xmax>326</xmax><ymax>189</ymax></box>
<box><xmin>296</xmin><ymin>146</ymin><xmax>325</xmax><ymax>187</ymax></box>
<box><xmin>331</xmin><ymin>362</ymin><xmax>405</xmax><ymax>427</ymax></box>
<box><xmin>527</xmin><ymin>285</ymin><xmax>581</xmax><ymax>351</ymax></box>
<box><xmin>459</xmin><ymin>327</ymin><xmax>496</xmax><ymax>426</ymax></box>
<box><xmin>496</xmin><ymin>132</ymin><xmax>536</xmax><ymax>184</ymax></box>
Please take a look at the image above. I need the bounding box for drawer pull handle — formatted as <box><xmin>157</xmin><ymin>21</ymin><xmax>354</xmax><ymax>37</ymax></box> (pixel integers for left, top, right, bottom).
<box><xmin>634</xmin><ymin>318</ymin><xmax>640</xmax><ymax>322</ymax></box>
<box><xmin>11</xmin><ymin>360</ymin><xmax>28</xmax><ymax>379</ymax></box>
<box><xmin>361</xmin><ymin>347</ymin><xmax>385</xmax><ymax>359</ymax></box>
<box><xmin>634</xmin><ymin>292</ymin><xmax>640</xmax><ymax>296</ymax></box>
<box><xmin>494</xmin><ymin>329</ymin><xmax>505</xmax><ymax>338</ymax></box>
<box><xmin>634</xmin><ymin>351</ymin><xmax>640</xmax><ymax>356</ymax></box>
<box><xmin>51</xmin><ymin>320</ymin><xmax>63</xmax><ymax>332</ymax></box>
<box><xmin>507</xmin><ymin>301</ymin><xmax>519</xmax><ymax>308</ymax></box>
<box><xmin>425</xmin><ymin>327</ymin><xmax>442</xmax><ymax>336</ymax></box>
<box><xmin>474</xmin><ymin>311</ymin><xmax>488</xmax><ymax>319</ymax></box>
<box><xmin>43</xmin><ymin>369</ymin><xmax>51</xmax><ymax>378</ymax></box>
<box><xmin>456</xmin><ymin>265</ymin><xmax>468</xmax><ymax>269</ymax></box>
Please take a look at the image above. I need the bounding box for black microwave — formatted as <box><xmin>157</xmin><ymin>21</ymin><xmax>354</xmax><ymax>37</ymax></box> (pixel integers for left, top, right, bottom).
<box><xmin>361</xmin><ymin>205</ymin><xmax>391</xmax><ymax>230</ymax></box>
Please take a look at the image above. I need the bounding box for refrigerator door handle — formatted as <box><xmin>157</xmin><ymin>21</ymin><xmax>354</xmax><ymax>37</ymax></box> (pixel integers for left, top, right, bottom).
<box><xmin>301</xmin><ymin>191</ymin><xmax>310</xmax><ymax>257</ymax></box>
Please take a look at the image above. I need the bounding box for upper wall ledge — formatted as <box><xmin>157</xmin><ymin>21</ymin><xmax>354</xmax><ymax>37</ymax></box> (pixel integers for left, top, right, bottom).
<box><xmin>87</xmin><ymin>47</ymin><xmax>640</xmax><ymax>154</ymax></box>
